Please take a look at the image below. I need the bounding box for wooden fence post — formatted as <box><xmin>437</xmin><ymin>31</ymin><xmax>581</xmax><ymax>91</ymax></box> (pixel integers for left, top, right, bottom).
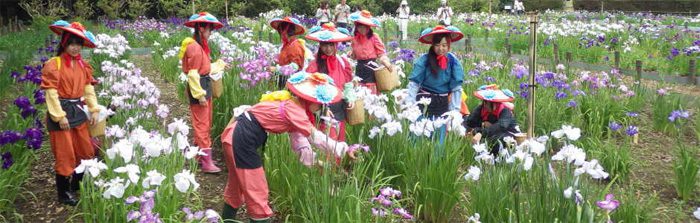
<box><xmin>635</xmin><ymin>60</ymin><xmax>642</xmax><ymax>88</ymax></box>
<box><xmin>689</xmin><ymin>59</ymin><xmax>697</xmax><ymax>85</ymax></box>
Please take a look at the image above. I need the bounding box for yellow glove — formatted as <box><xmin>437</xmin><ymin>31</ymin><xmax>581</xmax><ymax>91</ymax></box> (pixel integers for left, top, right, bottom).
<box><xmin>84</xmin><ymin>85</ymin><xmax>101</xmax><ymax>113</ymax></box>
<box><xmin>187</xmin><ymin>69</ymin><xmax>207</xmax><ymax>100</ymax></box>
<box><xmin>45</xmin><ymin>89</ymin><xmax>66</xmax><ymax>122</ymax></box>
<box><xmin>210</xmin><ymin>59</ymin><xmax>226</xmax><ymax>74</ymax></box>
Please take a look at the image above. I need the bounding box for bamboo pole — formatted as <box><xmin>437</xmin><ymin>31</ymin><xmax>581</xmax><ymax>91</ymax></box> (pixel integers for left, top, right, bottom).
<box><xmin>527</xmin><ymin>11</ymin><xmax>538</xmax><ymax>139</ymax></box>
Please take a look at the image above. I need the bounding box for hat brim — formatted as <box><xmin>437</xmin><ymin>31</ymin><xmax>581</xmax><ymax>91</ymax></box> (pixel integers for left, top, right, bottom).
<box><xmin>49</xmin><ymin>26</ymin><xmax>96</xmax><ymax>48</ymax></box>
<box><xmin>270</xmin><ymin>20</ymin><xmax>306</xmax><ymax>36</ymax></box>
<box><xmin>184</xmin><ymin>20</ymin><xmax>224</xmax><ymax>30</ymax></box>
<box><xmin>287</xmin><ymin>81</ymin><xmax>342</xmax><ymax>104</ymax></box>
<box><xmin>353</xmin><ymin>19</ymin><xmax>379</xmax><ymax>27</ymax></box>
<box><xmin>473</xmin><ymin>90</ymin><xmax>514</xmax><ymax>102</ymax></box>
<box><xmin>305</xmin><ymin>31</ymin><xmax>352</xmax><ymax>43</ymax></box>
<box><xmin>419</xmin><ymin>30</ymin><xmax>464</xmax><ymax>44</ymax></box>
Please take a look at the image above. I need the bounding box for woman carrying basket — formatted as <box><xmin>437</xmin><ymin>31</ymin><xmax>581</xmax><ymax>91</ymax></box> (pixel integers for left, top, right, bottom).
<box><xmin>348</xmin><ymin>10</ymin><xmax>394</xmax><ymax>94</ymax></box>
<box><xmin>180</xmin><ymin>12</ymin><xmax>229</xmax><ymax>173</ymax></box>
<box><xmin>304</xmin><ymin>22</ymin><xmax>355</xmax><ymax>141</ymax></box>
<box><xmin>41</xmin><ymin>20</ymin><xmax>101</xmax><ymax>206</ymax></box>
<box><xmin>219</xmin><ymin>72</ymin><xmax>357</xmax><ymax>223</ymax></box>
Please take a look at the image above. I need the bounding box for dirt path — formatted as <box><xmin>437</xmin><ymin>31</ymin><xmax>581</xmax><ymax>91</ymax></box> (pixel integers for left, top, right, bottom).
<box><xmin>131</xmin><ymin>55</ymin><xmax>229</xmax><ymax>213</ymax></box>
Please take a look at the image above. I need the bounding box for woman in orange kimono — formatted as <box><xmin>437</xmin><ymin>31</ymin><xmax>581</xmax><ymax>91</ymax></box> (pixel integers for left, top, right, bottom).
<box><xmin>179</xmin><ymin>12</ymin><xmax>228</xmax><ymax>173</ymax></box>
<box><xmin>41</xmin><ymin>20</ymin><xmax>101</xmax><ymax>206</ymax></box>
<box><xmin>268</xmin><ymin>17</ymin><xmax>307</xmax><ymax>89</ymax></box>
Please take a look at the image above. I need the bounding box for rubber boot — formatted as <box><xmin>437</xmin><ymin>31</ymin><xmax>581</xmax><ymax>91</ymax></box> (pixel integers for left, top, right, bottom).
<box><xmin>56</xmin><ymin>174</ymin><xmax>79</xmax><ymax>206</ymax></box>
<box><xmin>221</xmin><ymin>203</ymin><xmax>238</xmax><ymax>222</ymax></box>
<box><xmin>198</xmin><ymin>149</ymin><xmax>222</xmax><ymax>173</ymax></box>
<box><xmin>70</xmin><ymin>173</ymin><xmax>84</xmax><ymax>192</ymax></box>
<box><xmin>249</xmin><ymin>218</ymin><xmax>271</xmax><ymax>223</ymax></box>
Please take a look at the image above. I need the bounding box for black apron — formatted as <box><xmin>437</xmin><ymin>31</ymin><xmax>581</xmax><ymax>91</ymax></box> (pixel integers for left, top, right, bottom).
<box><xmin>232</xmin><ymin>112</ymin><xmax>268</xmax><ymax>169</ymax></box>
<box><xmin>327</xmin><ymin>101</ymin><xmax>348</xmax><ymax>122</ymax></box>
<box><xmin>416</xmin><ymin>89</ymin><xmax>449</xmax><ymax>118</ymax></box>
<box><xmin>187</xmin><ymin>75</ymin><xmax>212</xmax><ymax>105</ymax></box>
<box><xmin>355</xmin><ymin>59</ymin><xmax>376</xmax><ymax>84</ymax></box>
<box><xmin>47</xmin><ymin>98</ymin><xmax>88</xmax><ymax>131</ymax></box>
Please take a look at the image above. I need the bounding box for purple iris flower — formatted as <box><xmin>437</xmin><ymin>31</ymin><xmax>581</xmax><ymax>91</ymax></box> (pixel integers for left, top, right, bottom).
<box><xmin>609</xmin><ymin>121</ymin><xmax>622</xmax><ymax>131</ymax></box>
<box><xmin>625</xmin><ymin>125</ymin><xmax>638</xmax><ymax>136</ymax></box>
<box><xmin>1</xmin><ymin>152</ymin><xmax>13</xmax><ymax>169</ymax></box>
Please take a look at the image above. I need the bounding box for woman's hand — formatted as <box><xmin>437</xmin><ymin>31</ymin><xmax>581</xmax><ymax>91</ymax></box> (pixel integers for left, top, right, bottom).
<box><xmin>90</xmin><ymin>112</ymin><xmax>99</xmax><ymax>126</ymax></box>
<box><xmin>59</xmin><ymin>117</ymin><xmax>70</xmax><ymax>130</ymax></box>
<box><xmin>472</xmin><ymin>132</ymin><xmax>482</xmax><ymax>144</ymax></box>
<box><xmin>267</xmin><ymin>66</ymin><xmax>277</xmax><ymax>73</ymax></box>
<box><xmin>347</xmin><ymin>101</ymin><xmax>355</xmax><ymax>110</ymax></box>
<box><xmin>199</xmin><ymin>97</ymin><xmax>208</xmax><ymax>106</ymax></box>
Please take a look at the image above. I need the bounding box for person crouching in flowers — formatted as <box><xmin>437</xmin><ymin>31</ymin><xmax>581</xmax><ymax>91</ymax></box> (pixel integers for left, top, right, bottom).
<box><xmin>180</xmin><ymin>12</ymin><xmax>230</xmax><ymax>173</ymax></box>
<box><xmin>305</xmin><ymin>23</ymin><xmax>355</xmax><ymax>141</ymax></box>
<box><xmin>463</xmin><ymin>85</ymin><xmax>520</xmax><ymax>155</ymax></box>
<box><xmin>405</xmin><ymin>25</ymin><xmax>465</xmax><ymax>143</ymax></box>
<box><xmin>348</xmin><ymin>10</ymin><xmax>395</xmax><ymax>94</ymax></box>
<box><xmin>219</xmin><ymin>71</ymin><xmax>357</xmax><ymax>223</ymax></box>
<box><xmin>267</xmin><ymin>17</ymin><xmax>309</xmax><ymax>89</ymax></box>
<box><xmin>41</xmin><ymin>20</ymin><xmax>101</xmax><ymax>206</ymax></box>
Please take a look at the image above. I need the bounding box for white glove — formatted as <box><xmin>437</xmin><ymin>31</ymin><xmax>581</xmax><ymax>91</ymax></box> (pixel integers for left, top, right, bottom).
<box><xmin>309</xmin><ymin>129</ymin><xmax>348</xmax><ymax>158</ymax></box>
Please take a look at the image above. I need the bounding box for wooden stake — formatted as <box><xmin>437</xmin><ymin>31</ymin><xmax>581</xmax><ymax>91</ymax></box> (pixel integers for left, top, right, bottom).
<box><xmin>465</xmin><ymin>34</ymin><xmax>472</xmax><ymax>53</ymax></box>
<box><xmin>527</xmin><ymin>12</ymin><xmax>539</xmax><ymax>139</ymax></box>
<box><xmin>565</xmin><ymin>52</ymin><xmax>572</xmax><ymax>66</ymax></box>
<box><xmin>614</xmin><ymin>51</ymin><xmax>620</xmax><ymax>69</ymax></box>
<box><xmin>635</xmin><ymin>60</ymin><xmax>642</xmax><ymax>89</ymax></box>
<box><xmin>553</xmin><ymin>43</ymin><xmax>560</xmax><ymax>65</ymax></box>
<box><xmin>689</xmin><ymin>59</ymin><xmax>697</xmax><ymax>85</ymax></box>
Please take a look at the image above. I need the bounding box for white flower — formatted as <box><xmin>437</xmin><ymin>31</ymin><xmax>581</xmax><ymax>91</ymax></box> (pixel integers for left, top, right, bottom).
<box><xmin>463</xmin><ymin>166</ymin><xmax>481</xmax><ymax>181</ymax></box>
<box><xmin>102</xmin><ymin>177</ymin><xmax>127</xmax><ymax>199</ymax></box>
<box><xmin>523</xmin><ymin>155</ymin><xmax>534</xmax><ymax>171</ymax></box>
<box><xmin>184</xmin><ymin>146</ymin><xmax>206</xmax><ymax>159</ymax></box>
<box><xmin>551</xmin><ymin>144</ymin><xmax>587</xmax><ymax>165</ymax></box>
<box><xmin>368</xmin><ymin>126</ymin><xmax>382</xmax><ymax>139</ymax></box>
<box><xmin>168</xmin><ymin>118</ymin><xmax>190</xmax><ymax>135</ymax></box>
<box><xmin>417</xmin><ymin>97</ymin><xmax>432</xmax><ymax>106</ymax></box>
<box><xmin>156</xmin><ymin>104</ymin><xmax>169</xmax><ymax>119</ymax></box>
<box><xmin>563</xmin><ymin>187</ymin><xmax>573</xmax><ymax>198</ymax></box>
<box><xmin>106</xmin><ymin>139</ymin><xmax>134</xmax><ymax>163</ymax></box>
<box><xmin>473</xmin><ymin>143</ymin><xmax>488</xmax><ymax>154</ymax></box>
<box><xmin>114</xmin><ymin>164</ymin><xmax>141</xmax><ymax>184</ymax></box>
<box><xmin>517</xmin><ymin>139</ymin><xmax>546</xmax><ymax>156</ymax></box>
<box><xmin>574</xmin><ymin>159</ymin><xmax>609</xmax><ymax>179</ymax></box>
<box><xmin>693</xmin><ymin>207</ymin><xmax>700</xmax><ymax>220</ymax></box>
<box><xmin>551</xmin><ymin>125</ymin><xmax>581</xmax><ymax>141</ymax></box>
<box><xmin>142</xmin><ymin>170</ymin><xmax>166</xmax><ymax>188</ymax></box>
<box><xmin>174</xmin><ymin>133</ymin><xmax>190</xmax><ymax>151</ymax></box>
<box><xmin>174</xmin><ymin>169</ymin><xmax>200</xmax><ymax>193</ymax></box>
<box><xmin>205</xmin><ymin>209</ymin><xmax>220</xmax><ymax>220</ymax></box>
<box><xmin>503</xmin><ymin>136</ymin><xmax>517</xmax><ymax>146</ymax></box>
<box><xmin>106</xmin><ymin>125</ymin><xmax>126</xmax><ymax>138</ymax></box>
<box><xmin>75</xmin><ymin>158</ymin><xmax>108</xmax><ymax>177</ymax></box>
<box><xmin>467</xmin><ymin>213</ymin><xmax>481</xmax><ymax>223</ymax></box>
<box><xmin>381</xmin><ymin>121</ymin><xmax>402</xmax><ymax>136</ymax></box>
<box><xmin>475</xmin><ymin>152</ymin><xmax>495</xmax><ymax>165</ymax></box>
<box><xmin>409</xmin><ymin>119</ymin><xmax>434</xmax><ymax>137</ymax></box>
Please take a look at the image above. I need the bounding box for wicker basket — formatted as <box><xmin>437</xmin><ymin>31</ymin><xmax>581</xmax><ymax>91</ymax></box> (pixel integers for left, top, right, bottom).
<box><xmin>89</xmin><ymin>120</ymin><xmax>107</xmax><ymax>137</ymax></box>
<box><xmin>346</xmin><ymin>100</ymin><xmax>365</xmax><ymax>125</ymax></box>
<box><xmin>211</xmin><ymin>72</ymin><xmax>224</xmax><ymax>99</ymax></box>
<box><xmin>374</xmin><ymin>67</ymin><xmax>400</xmax><ymax>92</ymax></box>
<box><xmin>513</xmin><ymin>133</ymin><xmax>527</xmax><ymax>145</ymax></box>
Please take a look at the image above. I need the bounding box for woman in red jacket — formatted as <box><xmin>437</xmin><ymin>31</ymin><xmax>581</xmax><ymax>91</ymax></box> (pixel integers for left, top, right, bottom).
<box><xmin>304</xmin><ymin>23</ymin><xmax>354</xmax><ymax>141</ymax></box>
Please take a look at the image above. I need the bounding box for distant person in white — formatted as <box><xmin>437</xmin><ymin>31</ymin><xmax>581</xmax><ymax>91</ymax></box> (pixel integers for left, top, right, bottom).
<box><xmin>397</xmin><ymin>0</ymin><xmax>410</xmax><ymax>40</ymax></box>
<box><xmin>514</xmin><ymin>0</ymin><xmax>525</xmax><ymax>15</ymax></box>
<box><xmin>316</xmin><ymin>1</ymin><xmax>332</xmax><ymax>25</ymax></box>
<box><xmin>436</xmin><ymin>0</ymin><xmax>453</xmax><ymax>26</ymax></box>
<box><xmin>335</xmin><ymin>0</ymin><xmax>351</xmax><ymax>29</ymax></box>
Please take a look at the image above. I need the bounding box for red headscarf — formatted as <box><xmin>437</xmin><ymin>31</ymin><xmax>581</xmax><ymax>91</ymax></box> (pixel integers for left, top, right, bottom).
<box><xmin>480</xmin><ymin>102</ymin><xmax>506</xmax><ymax>121</ymax></box>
